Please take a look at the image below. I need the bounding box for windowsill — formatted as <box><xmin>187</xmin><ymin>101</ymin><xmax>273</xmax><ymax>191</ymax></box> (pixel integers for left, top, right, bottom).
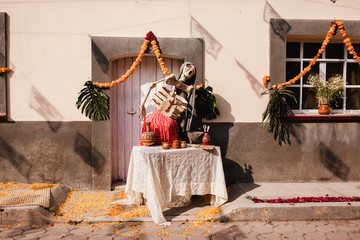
<box><xmin>284</xmin><ymin>114</ymin><xmax>360</xmax><ymax>123</ymax></box>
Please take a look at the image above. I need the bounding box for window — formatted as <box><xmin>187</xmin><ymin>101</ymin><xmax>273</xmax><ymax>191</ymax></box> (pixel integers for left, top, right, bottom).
<box><xmin>286</xmin><ymin>37</ymin><xmax>360</xmax><ymax>114</ymax></box>
<box><xmin>270</xmin><ymin>19</ymin><xmax>360</xmax><ymax>116</ymax></box>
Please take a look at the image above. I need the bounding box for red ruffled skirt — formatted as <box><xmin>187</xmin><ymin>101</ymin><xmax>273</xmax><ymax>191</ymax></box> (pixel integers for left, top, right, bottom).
<box><xmin>140</xmin><ymin>110</ymin><xmax>179</xmax><ymax>145</ymax></box>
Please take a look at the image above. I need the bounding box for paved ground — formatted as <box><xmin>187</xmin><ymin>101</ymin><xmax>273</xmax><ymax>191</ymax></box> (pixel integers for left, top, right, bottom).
<box><xmin>1</xmin><ymin>219</ymin><xmax>360</xmax><ymax>239</ymax></box>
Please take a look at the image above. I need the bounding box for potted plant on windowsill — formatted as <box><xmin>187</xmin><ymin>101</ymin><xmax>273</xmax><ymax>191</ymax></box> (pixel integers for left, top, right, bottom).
<box><xmin>308</xmin><ymin>74</ymin><xmax>345</xmax><ymax>114</ymax></box>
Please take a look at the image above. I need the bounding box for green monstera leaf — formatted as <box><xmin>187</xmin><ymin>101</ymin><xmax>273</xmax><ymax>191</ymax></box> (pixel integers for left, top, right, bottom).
<box><xmin>76</xmin><ymin>81</ymin><xmax>110</xmax><ymax>121</ymax></box>
<box><xmin>195</xmin><ymin>85</ymin><xmax>220</xmax><ymax>120</ymax></box>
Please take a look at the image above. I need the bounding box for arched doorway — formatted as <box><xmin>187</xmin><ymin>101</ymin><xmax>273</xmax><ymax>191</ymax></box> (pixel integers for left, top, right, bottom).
<box><xmin>110</xmin><ymin>54</ymin><xmax>184</xmax><ymax>181</ymax></box>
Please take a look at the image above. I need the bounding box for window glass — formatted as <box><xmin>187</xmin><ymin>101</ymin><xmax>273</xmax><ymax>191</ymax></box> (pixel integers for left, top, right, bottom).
<box><xmin>303</xmin><ymin>43</ymin><xmax>322</xmax><ymax>58</ymax></box>
<box><xmin>347</xmin><ymin>63</ymin><xmax>360</xmax><ymax>85</ymax></box>
<box><xmin>346</xmin><ymin>88</ymin><xmax>360</xmax><ymax>109</ymax></box>
<box><xmin>287</xmin><ymin>87</ymin><xmax>300</xmax><ymax>109</ymax></box>
<box><xmin>326</xmin><ymin>43</ymin><xmax>344</xmax><ymax>59</ymax></box>
<box><xmin>286</xmin><ymin>42</ymin><xmax>300</xmax><ymax>58</ymax></box>
<box><xmin>302</xmin><ymin>87</ymin><xmax>317</xmax><ymax>109</ymax></box>
<box><xmin>286</xmin><ymin>62</ymin><xmax>300</xmax><ymax>82</ymax></box>
<box><xmin>303</xmin><ymin>61</ymin><xmax>319</xmax><ymax>84</ymax></box>
<box><xmin>326</xmin><ymin>62</ymin><xmax>343</xmax><ymax>79</ymax></box>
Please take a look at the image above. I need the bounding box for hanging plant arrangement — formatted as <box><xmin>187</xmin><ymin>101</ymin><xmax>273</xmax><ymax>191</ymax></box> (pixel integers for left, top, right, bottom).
<box><xmin>76</xmin><ymin>31</ymin><xmax>171</xmax><ymax>121</ymax></box>
<box><xmin>262</xmin><ymin>88</ymin><xmax>297</xmax><ymax>145</ymax></box>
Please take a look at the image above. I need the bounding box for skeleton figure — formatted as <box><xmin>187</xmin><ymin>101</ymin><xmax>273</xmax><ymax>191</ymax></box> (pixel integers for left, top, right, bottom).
<box><xmin>139</xmin><ymin>63</ymin><xmax>197</xmax><ymax>125</ymax></box>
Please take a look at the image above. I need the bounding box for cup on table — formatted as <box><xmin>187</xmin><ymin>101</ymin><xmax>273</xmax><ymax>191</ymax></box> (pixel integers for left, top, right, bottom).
<box><xmin>172</xmin><ymin>140</ymin><xmax>180</xmax><ymax>149</ymax></box>
<box><xmin>162</xmin><ymin>142</ymin><xmax>169</xmax><ymax>149</ymax></box>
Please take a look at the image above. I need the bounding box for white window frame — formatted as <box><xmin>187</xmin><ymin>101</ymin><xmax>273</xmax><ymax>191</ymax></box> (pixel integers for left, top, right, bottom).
<box><xmin>286</xmin><ymin>39</ymin><xmax>360</xmax><ymax>115</ymax></box>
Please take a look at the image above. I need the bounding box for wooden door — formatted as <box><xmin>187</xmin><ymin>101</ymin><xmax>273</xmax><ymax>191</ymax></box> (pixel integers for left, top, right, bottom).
<box><xmin>110</xmin><ymin>54</ymin><xmax>183</xmax><ymax>181</ymax></box>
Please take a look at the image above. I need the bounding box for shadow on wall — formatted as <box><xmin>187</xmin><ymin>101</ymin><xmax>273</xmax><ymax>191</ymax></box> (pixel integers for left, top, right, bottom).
<box><xmin>74</xmin><ymin>132</ymin><xmax>106</xmax><ymax>174</ymax></box>
<box><xmin>235</xmin><ymin>59</ymin><xmax>265</xmax><ymax>98</ymax></box>
<box><xmin>214</xmin><ymin>94</ymin><xmax>235</xmax><ymax>123</ymax></box>
<box><xmin>0</xmin><ymin>137</ymin><xmax>32</xmax><ymax>180</ymax></box>
<box><xmin>29</xmin><ymin>86</ymin><xmax>64</xmax><ymax>132</ymax></box>
<box><xmin>190</xmin><ymin>16</ymin><xmax>222</xmax><ymax>60</ymax></box>
<box><xmin>263</xmin><ymin>1</ymin><xmax>291</xmax><ymax>41</ymax></box>
<box><xmin>92</xmin><ymin>39</ymin><xmax>109</xmax><ymax>74</ymax></box>
<box><xmin>207</xmin><ymin>122</ymin><xmax>254</xmax><ymax>186</ymax></box>
<box><xmin>319</xmin><ymin>142</ymin><xmax>349</xmax><ymax>181</ymax></box>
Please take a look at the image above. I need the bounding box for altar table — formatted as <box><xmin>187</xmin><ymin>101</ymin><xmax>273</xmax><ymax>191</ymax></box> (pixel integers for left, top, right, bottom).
<box><xmin>125</xmin><ymin>146</ymin><xmax>228</xmax><ymax>224</ymax></box>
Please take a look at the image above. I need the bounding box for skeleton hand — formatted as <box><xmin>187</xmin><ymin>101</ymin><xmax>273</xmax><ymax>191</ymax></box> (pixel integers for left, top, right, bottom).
<box><xmin>139</xmin><ymin>104</ymin><xmax>147</xmax><ymax>122</ymax></box>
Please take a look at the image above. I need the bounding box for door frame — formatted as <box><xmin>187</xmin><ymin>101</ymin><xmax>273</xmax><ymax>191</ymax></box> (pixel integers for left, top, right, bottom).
<box><xmin>91</xmin><ymin>36</ymin><xmax>204</xmax><ymax>190</ymax></box>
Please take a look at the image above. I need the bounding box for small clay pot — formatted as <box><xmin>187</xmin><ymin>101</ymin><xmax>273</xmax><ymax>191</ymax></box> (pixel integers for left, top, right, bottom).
<box><xmin>318</xmin><ymin>104</ymin><xmax>330</xmax><ymax>115</ymax></box>
<box><xmin>162</xmin><ymin>142</ymin><xmax>169</xmax><ymax>149</ymax></box>
<box><xmin>173</xmin><ymin>140</ymin><xmax>180</xmax><ymax>149</ymax></box>
<box><xmin>181</xmin><ymin>141</ymin><xmax>187</xmax><ymax>148</ymax></box>
<box><xmin>140</xmin><ymin>122</ymin><xmax>156</xmax><ymax>146</ymax></box>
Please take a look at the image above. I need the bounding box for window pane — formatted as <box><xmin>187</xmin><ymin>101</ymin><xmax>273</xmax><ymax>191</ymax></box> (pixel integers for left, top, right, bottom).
<box><xmin>326</xmin><ymin>62</ymin><xmax>343</xmax><ymax>79</ymax></box>
<box><xmin>304</xmin><ymin>43</ymin><xmax>322</xmax><ymax>58</ymax></box>
<box><xmin>302</xmin><ymin>87</ymin><xmax>317</xmax><ymax>109</ymax></box>
<box><xmin>286</xmin><ymin>62</ymin><xmax>300</xmax><ymax>82</ymax></box>
<box><xmin>286</xmin><ymin>87</ymin><xmax>300</xmax><ymax>109</ymax></box>
<box><xmin>346</xmin><ymin>88</ymin><xmax>360</xmax><ymax>109</ymax></box>
<box><xmin>330</xmin><ymin>96</ymin><xmax>343</xmax><ymax>109</ymax></box>
<box><xmin>347</xmin><ymin>63</ymin><xmax>360</xmax><ymax>85</ymax></box>
<box><xmin>286</xmin><ymin>42</ymin><xmax>300</xmax><ymax>58</ymax></box>
<box><xmin>326</xmin><ymin>43</ymin><xmax>344</xmax><ymax>59</ymax></box>
<box><xmin>347</xmin><ymin>43</ymin><xmax>360</xmax><ymax>59</ymax></box>
<box><xmin>303</xmin><ymin>61</ymin><xmax>319</xmax><ymax>84</ymax></box>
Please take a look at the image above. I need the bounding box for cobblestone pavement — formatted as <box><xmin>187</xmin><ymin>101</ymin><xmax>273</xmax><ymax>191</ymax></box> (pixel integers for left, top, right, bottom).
<box><xmin>0</xmin><ymin>219</ymin><xmax>360</xmax><ymax>239</ymax></box>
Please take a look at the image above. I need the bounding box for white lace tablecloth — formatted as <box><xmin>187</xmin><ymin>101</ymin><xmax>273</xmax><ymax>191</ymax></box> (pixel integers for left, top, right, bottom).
<box><xmin>125</xmin><ymin>146</ymin><xmax>228</xmax><ymax>224</ymax></box>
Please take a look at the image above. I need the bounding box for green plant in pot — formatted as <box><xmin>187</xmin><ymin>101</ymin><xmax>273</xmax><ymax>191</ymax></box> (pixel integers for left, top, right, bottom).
<box><xmin>308</xmin><ymin>74</ymin><xmax>344</xmax><ymax>114</ymax></box>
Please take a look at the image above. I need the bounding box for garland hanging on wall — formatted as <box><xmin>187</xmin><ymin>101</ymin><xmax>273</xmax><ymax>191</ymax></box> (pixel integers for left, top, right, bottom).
<box><xmin>262</xmin><ymin>19</ymin><xmax>357</xmax><ymax>145</ymax></box>
<box><xmin>0</xmin><ymin>67</ymin><xmax>10</xmax><ymax>73</ymax></box>
<box><xmin>77</xmin><ymin>31</ymin><xmax>171</xmax><ymax>121</ymax></box>
<box><xmin>263</xmin><ymin>20</ymin><xmax>360</xmax><ymax>90</ymax></box>
<box><xmin>92</xmin><ymin>31</ymin><xmax>170</xmax><ymax>89</ymax></box>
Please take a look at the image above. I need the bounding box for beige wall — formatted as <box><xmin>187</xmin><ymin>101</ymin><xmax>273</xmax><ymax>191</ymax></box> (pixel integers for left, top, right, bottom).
<box><xmin>2</xmin><ymin>0</ymin><xmax>360</xmax><ymax>122</ymax></box>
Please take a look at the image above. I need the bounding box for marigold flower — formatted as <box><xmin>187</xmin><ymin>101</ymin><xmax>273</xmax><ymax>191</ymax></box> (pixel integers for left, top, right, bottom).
<box><xmin>196</xmin><ymin>84</ymin><xmax>204</xmax><ymax>90</ymax></box>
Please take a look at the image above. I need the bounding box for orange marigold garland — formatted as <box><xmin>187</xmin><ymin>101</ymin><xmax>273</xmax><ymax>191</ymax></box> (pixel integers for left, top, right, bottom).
<box><xmin>264</xmin><ymin>20</ymin><xmax>360</xmax><ymax>91</ymax></box>
<box><xmin>93</xmin><ymin>31</ymin><xmax>171</xmax><ymax>88</ymax></box>
<box><xmin>0</xmin><ymin>67</ymin><xmax>10</xmax><ymax>73</ymax></box>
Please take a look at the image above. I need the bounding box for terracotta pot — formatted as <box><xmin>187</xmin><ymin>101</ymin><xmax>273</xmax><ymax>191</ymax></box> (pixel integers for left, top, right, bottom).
<box><xmin>318</xmin><ymin>104</ymin><xmax>331</xmax><ymax>115</ymax></box>
<box><xmin>173</xmin><ymin>140</ymin><xmax>180</xmax><ymax>149</ymax></box>
<box><xmin>162</xmin><ymin>142</ymin><xmax>169</xmax><ymax>149</ymax></box>
<box><xmin>140</xmin><ymin>122</ymin><xmax>156</xmax><ymax>146</ymax></box>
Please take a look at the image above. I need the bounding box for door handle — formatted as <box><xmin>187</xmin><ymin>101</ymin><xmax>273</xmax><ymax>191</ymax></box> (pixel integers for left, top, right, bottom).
<box><xmin>127</xmin><ymin>111</ymin><xmax>137</xmax><ymax>115</ymax></box>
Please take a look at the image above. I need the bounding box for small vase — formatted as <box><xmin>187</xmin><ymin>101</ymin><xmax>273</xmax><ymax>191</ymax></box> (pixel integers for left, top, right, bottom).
<box><xmin>140</xmin><ymin>122</ymin><xmax>156</xmax><ymax>146</ymax></box>
<box><xmin>318</xmin><ymin>104</ymin><xmax>330</xmax><ymax>115</ymax></box>
<box><xmin>202</xmin><ymin>132</ymin><xmax>211</xmax><ymax>146</ymax></box>
<box><xmin>172</xmin><ymin>140</ymin><xmax>180</xmax><ymax>149</ymax></box>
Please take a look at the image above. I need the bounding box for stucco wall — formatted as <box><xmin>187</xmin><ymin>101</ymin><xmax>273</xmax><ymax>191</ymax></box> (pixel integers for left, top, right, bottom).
<box><xmin>1</xmin><ymin>0</ymin><xmax>360</xmax><ymax>189</ymax></box>
<box><xmin>1</xmin><ymin>0</ymin><xmax>359</xmax><ymax>122</ymax></box>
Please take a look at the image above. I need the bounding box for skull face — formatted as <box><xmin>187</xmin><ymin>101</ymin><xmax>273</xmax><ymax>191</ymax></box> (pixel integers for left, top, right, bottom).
<box><xmin>179</xmin><ymin>63</ymin><xmax>196</xmax><ymax>82</ymax></box>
